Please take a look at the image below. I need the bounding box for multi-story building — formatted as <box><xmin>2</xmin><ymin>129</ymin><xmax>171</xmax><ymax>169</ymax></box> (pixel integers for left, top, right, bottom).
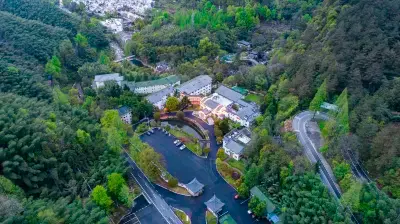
<box><xmin>117</xmin><ymin>106</ymin><xmax>132</xmax><ymax>124</ymax></box>
<box><xmin>177</xmin><ymin>75</ymin><xmax>212</xmax><ymax>96</ymax></box>
<box><xmin>222</xmin><ymin>127</ymin><xmax>252</xmax><ymax>160</ymax></box>
<box><xmin>145</xmin><ymin>86</ymin><xmax>175</xmax><ymax>110</ymax></box>
<box><xmin>93</xmin><ymin>73</ymin><xmax>124</xmax><ymax>89</ymax></box>
<box><xmin>199</xmin><ymin>85</ymin><xmax>260</xmax><ymax>127</ymax></box>
<box><xmin>123</xmin><ymin>75</ymin><xmax>180</xmax><ymax>94</ymax></box>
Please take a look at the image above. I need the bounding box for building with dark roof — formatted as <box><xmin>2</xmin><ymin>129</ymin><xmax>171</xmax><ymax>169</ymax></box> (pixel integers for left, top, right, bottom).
<box><xmin>222</xmin><ymin>127</ymin><xmax>252</xmax><ymax>160</ymax></box>
<box><xmin>184</xmin><ymin>178</ymin><xmax>204</xmax><ymax>196</ymax></box>
<box><xmin>118</xmin><ymin>106</ymin><xmax>132</xmax><ymax>124</ymax></box>
<box><xmin>177</xmin><ymin>75</ymin><xmax>212</xmax><ymax>96</ymax></box>
<box><xmin>145</xmin><ymin>86</ymin><xmax>175</xmax><ymax>110</ymax></box>
<box><xmin>204</xmin><ymin>195</ymin><xmax>224</xmax><ymax>216</ymax></box>
<box><xmin>237</xmin><ymin>40</ymin><xmax>251</xmax><ymax>49</ymax></box>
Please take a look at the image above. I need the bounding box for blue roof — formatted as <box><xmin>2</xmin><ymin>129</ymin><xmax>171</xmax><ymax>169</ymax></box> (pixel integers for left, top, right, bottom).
<box><xmin>118</xmin><ymin>106</ymin><xmax>130</xmax><ymax>115</ymax></box>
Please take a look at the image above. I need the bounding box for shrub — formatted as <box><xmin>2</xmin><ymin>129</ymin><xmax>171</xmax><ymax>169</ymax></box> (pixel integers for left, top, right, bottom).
<box><xmin>217</xmin><ymin>148</ymin><xmax>226</xmax><ymax>160</ymax></box>
<box><xmin>168</xmin><ymin>176</ymin><xmax>178</xmax><ymax>188</ymax></box>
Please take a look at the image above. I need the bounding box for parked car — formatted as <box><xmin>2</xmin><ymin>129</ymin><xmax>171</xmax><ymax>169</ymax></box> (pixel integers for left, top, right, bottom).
<box><xmin>234</xmin><ymin>194</ymin><xmax>239</xmax><ymax>199</ymax></box>
<box><xmin>247</xmin><ymin>210</ymin><xmax>252</xmax><ymax>215</ymax></box>
<box><xmin>146</xmin><ymin>132</ymin><xmax>151</xmax><ymax>136</ymax></box>
<box><xmin>175</xmin><ymin>141</ymin><xmax>181</xmax><ymax>146</ymax></box>
<box><xmin>173</xmin><ymin>140</ymin><xmax>179</xmax><ymax>144</ymax></box>
<box><xmin>179</xmin><ymin>145</ymin><xmax>186</xmax><ymax>150</ymax></box>
<box><xmin>150</xmin><ymin>129</ymin><xmax>154</xmax><ymax>133</ymax></box>
<box><xmin>165</xmin><ymin>131</ymin><xmax>169</xmax><ymax>135</ymax></box>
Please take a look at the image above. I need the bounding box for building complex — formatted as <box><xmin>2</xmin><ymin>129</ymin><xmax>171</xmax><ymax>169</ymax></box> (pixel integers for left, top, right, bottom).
<box><xmin>93</xmin><ymin>73</ymin><xmax>124</xmax><ymax>89</ymax></box>
<box><xmin>199</xmin><ymin>85</ymin><xmax>260</xmax><ymax>127</ymax></box>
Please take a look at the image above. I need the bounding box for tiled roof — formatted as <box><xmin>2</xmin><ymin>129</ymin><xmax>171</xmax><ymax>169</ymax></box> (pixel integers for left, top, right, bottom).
<box><xmin>177</xmin><ymin>75</ymin><xmax>212</xmax><ymax>94</ymax></box>
<box><xmin>215</xmin><ymin>85</ymin><xmax>243</xmax><ymax>102</ymax></box>
<box><xmin>146</xmin><ymin>86</ymin><xmax>175</xmax><ymax>104</ymax></box>
<box><xmin>185</xmin><ymin>178</ymin><xmax>204</xmax><ymax>194</ymax></box>
<box><xmin>204</xmin><ymin>195</ymin><xmax>224</xmax><ymax>213</ymax></box>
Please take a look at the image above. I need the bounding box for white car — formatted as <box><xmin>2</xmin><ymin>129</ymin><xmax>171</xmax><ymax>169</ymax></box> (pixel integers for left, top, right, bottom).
<box><xmin>173</xmin><ymin>140</ymin><xmax>179</xmax><ymax>144</ymax></box>
<box><xmin>175</xmin><ymin>141</ymin><xmax>181</xmax><ymax>146</ymax></box>
<box><xmin>179</xmin><ymin>145</ymin><xmax>186</xmax><ymax>150</ymax></box>
<box><xmin>247</xmin><ymin>210</ymin><xmax>252</xmax><ymax>215</ymax></box>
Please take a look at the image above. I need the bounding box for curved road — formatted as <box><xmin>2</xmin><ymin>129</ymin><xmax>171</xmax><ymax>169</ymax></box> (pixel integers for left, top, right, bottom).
<box><xmin>292</xmin><ymin>111</ymin><xmax>341</xmax><ymax>198</ymax></box>
<box><xmin>125</xmin><ymin>111</ymin><xmax>259</xmax><ymax>224</ymax></box>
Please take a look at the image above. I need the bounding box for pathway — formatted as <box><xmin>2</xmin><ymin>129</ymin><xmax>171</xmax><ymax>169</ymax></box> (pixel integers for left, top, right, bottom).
<box><xmin>139</xmin><ymin>111</ymin><xmax>262</xmax><ymax>224</ymax></box>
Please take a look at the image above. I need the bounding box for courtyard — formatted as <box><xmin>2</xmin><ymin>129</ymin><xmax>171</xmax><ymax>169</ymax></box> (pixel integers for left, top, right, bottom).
<box><xmin>139</xmin><ymin>112</ymin><xmax>266</xmax><ymax>224</ymax></box>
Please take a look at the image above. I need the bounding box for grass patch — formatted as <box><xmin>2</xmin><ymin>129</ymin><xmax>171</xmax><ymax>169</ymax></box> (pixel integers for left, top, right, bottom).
<box><xmin>244</xmin><ymin>94</ymin><xmax>262</xmax><ymax>104</ymax></box>
<box><xmin>156</xmin><ymin>177</ymin><xmax>190</xmax><ymax>196</ymax></box>
<box><xmin>174</xmin><ymin>209</ymin><xmax>191</xmax><ymax>224</ymax></box>
<box><xmin>227</xmin><ymin>158</ymin><xmax>245</xmax><ymax>173</ymax></box>
<box><xmin>169</xmin><ymin>128</ymin><xmax>203</xmax><ymax>156</ymax></box>
<box><xmin>216</xmin><ymin>159</ymin><xmax>241</xmax><ymax>189</ymax></box>
<box><xmin>206</xmin><ymin>211</ymin><xmax>217</xmax><ymax>224</ymax></box>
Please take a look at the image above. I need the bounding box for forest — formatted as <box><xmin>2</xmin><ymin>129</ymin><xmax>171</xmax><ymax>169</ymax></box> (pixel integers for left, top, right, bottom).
<box><xmin>126</xmin><ymin>0</ymin><xmax>400</xmax><ymax>222</ymax></box>
<box><xmin>0</xmin><ymin>0</ymin><xmax>152</xmax><ymax>223</ymax></box>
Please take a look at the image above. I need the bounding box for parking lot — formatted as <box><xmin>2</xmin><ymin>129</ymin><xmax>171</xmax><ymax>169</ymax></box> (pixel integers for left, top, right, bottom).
<box><xmin>140</xmin><ymin>126</ymin><xmax>263</xmax><ymax>224</ymax></box>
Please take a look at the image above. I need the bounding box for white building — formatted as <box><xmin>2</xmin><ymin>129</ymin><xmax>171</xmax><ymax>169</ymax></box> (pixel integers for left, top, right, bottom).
<box><xmin>123</xmin><ymin>75</ymin><xmax>180</xmax><ymax>94</ymax></box>
<box><xmin>145</xmin><ymin>86</ymin><xmax>175</xmax><ymax>110</ymax></box>
<box><xmin>199</xmin><ymin>85</ymin><xmax>260</xmax><ymax>127</ymax></box>
<box><xmin>117</xmin><ymin>106</ymin><xmax>132</xmax><ymax>124</ymax></box>
<box><xmin>222</xmin><ymin>128</ymin><xmax>252</xmax><ymax>160</ymax></box>
<box><xmin>93</xmin><ymin>73</ymin><xmax>124</xmax><ymax>89</ymax></box>
<box><xmin>177</xmin><ymin>75</ymin><xmax>212</xmax><ymax>96</ymax></box>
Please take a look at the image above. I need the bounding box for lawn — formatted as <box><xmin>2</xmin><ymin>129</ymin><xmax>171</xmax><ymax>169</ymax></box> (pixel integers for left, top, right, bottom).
<box><xmin>174</xmin><ymin>208</ymin><xmax>191</xmax><ymax>224</ymax></box>
<box><xmin>216</xmin><ymin>159</ymin><xmax>241</xmax><ymax>189</ymax></box>
<box><xmin>227</xmin><ymin>158</ymin><xmax>246</xmax><ymax>173</ymax></box>
<box><xmin>206</xmin><ymin>211</ymin><xmax>217</xmax><ymax>224</ymax></box>
<box><xmin>156</xmin><ymin>177</ymin><xmax>190</xmax><ymax>196</ymax></box>
<box><xmin>169</xmin><ymin>128</ymin><xmax>203</xmax><ymax>156</ymax></box>
<box><xmin>244</xmin><ymin>94</ymin><xmax>262</xmax><ymax>105</ymax></box>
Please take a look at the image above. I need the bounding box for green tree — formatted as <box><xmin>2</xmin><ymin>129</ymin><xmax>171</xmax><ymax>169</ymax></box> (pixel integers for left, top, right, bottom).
<box><xmin>333</xmin><ymin>160</ymin><xmax>351</xmax><ymax>181</ymax></box>
<box><xmin>76</xmin><ymin>129</ymin><xmax>91</xmax><ymax>145</ymax></box>
<box><xmin>154</xmin><ymin>112</ymin><xmax>161</xmax><ymax>121</ymax></box>
<box><xmin>217</xmin><ymin>148</ymin><xmax>226</xmax><ymax>159</ymax></box>
<box><xmin>335</xmin><ymin>88</ymin><xmax>349</xmax><ymax>134</ymax></box>
<box><xmin>238</xmin><ymin>183</ymin><xmax>249</xmax><ymax>198</ymax></box>
<box><xmin>309</xmin><ymin>79</ymin><xmax>327</xmax><ymax>114</ymax></box>
<box><xmin>168</xmin><ymin>176</ymin><xmax>178</xmax><ymax>188</ymax></box>
<box><xmin>136</xmin><ymin>147</ymin><xmax>163</xmax><ymax>181</ymax></box>
<box><xmin>74</xmin><ymin>33</ymin><xmax>88</xmax><ymax>48</ymax></box>
<box><xmin>166</xmin><ymin>97</ymin><xmax>180</xmax><ymax>111</ymax></box>
<box><xmin>91</xmin><ymin>185</ymin><xmax>113</xmax><ymax>211</ymax></box>
<box><xmin>45</xmin><ymin>56</ymin><xmax>62</xmax><ymax>79</ymax></box>
<box><xmin>254</xmin><ymin>200</ymin><xmax>266</xmax><ymax>217</ymax></box>
<box><xmin>176</xmin><ymin>111</ymin><xmax>185</xmax><ymax>120</ymax></box>
<box><xmin>341</xmin><ymin>181</ymin><xmax>362</xmax><ymax>211</ymax></box>
<box><xmin>107</xmin><ymin>173</ymin><xmax>125</xmax><ymax>197</ymax></box>
<box><xmin>180</xmin><ymin>95</ymin><xmax>191</xmax><ymax>109</ymax></box>
<box><xmin>68</xmin><ymin>88</ymin><xmax>80</xmax><ymax>105</ymax></box>
<box><xmin>198</xmin><ymin>37</ymin><xmax>220</xmax><ymax>59</ymax></box>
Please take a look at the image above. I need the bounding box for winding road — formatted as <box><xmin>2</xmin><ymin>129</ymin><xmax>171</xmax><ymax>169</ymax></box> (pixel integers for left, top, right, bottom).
<box><xmin>124</xmin><ymin>111</ymin><xmax>260</xmax><ymax>224</ymax></box>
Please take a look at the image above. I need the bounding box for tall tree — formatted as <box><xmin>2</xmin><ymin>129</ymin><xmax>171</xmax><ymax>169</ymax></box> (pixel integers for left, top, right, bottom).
<box><xmin>309</xmin><ymin>79</ymin><xmax>327</xmax><ymax>114</ymax></box>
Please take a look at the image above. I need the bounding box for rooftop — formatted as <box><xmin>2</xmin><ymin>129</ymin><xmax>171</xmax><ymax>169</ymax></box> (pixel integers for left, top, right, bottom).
<box><xmin>177</xmin><ymin>75</ymin><xmax>212</xmax><ymax>94</ymax></box>
<box><xmin>117</xmin><ymin>106</ymin><xmax>131</xmax><ymax>116</ymax></box>
<box><xmin>204</xmin><ymin>195</ymin><xmax>224</xmax><ymax>213</ymax></box>
<box><xmin>94</xmin><ymin>73</ymin><xmax>124</xmax><ymax>82</ymax></box>
<box><xmin>237</xmin><ymin>40</ymin><xmax>251</xmax><ymax>46</ymax></box>
<box><xmin>146</xmin><ymin>86</ymin><xmax>175</xmax><ymax>104</ymax></box>
<box><xmin>215</xmin><ymin>85</ymin><xmax>244</xmax><ymax>103</ymax></box>
<box><xmin>185</xmin><ymin>178</ymin><xmax>204</xmax><ymax>195</ymax></box>
<box><xmin>123</xmin><ymin>75</ymin><xmax>180</xmax><ymax>90</ymax></box>
<box><xmin>250</xmin><ymin>186</ymin><xmax>276</xmax><ymax>214</ymax></box>
<box><xmin>204</xmin><ymin>99</ymin><xmax>220</xmax><ymax>110</ymax></box>
<box><xmin>223</xmin><ymin>128</ymin><xmax>252</xmax><ymax>154</ymax></box>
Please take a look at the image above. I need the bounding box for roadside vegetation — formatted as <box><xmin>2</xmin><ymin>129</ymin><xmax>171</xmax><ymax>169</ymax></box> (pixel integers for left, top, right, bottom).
<box><xmin>216</xmin><ymin>158</ymin><xmax>242</xmax><ymax>189</ymax></box>
<box><xmin>206</xmin><ymin>211</ymin><xmax>217</xmax><ymax>224</ymax></box>
<box><xmin>174</xmin><ymin>208</ymin><xmax>191</xmax><ymax>224</ymax></box>
<box><xmin>169</xmin><ymin>126</ymin><xmax>203</xmax><ymax>156</ymax></box>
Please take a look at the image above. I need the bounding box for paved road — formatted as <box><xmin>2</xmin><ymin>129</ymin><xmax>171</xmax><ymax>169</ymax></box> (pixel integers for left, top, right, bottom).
<box><xmin>123</xmin><ymin>153</ymin><xmax>183</xmax><ymax>224</ymax></box>
<box><xmin>137</xmin><ymin>111</ymin><xmax>263</xmax><ymax>224</ymax></box>
<box><xmin>292</xmin><ymin>111</ymin><xmax>342</xmax><ymax>198</ymax></box>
